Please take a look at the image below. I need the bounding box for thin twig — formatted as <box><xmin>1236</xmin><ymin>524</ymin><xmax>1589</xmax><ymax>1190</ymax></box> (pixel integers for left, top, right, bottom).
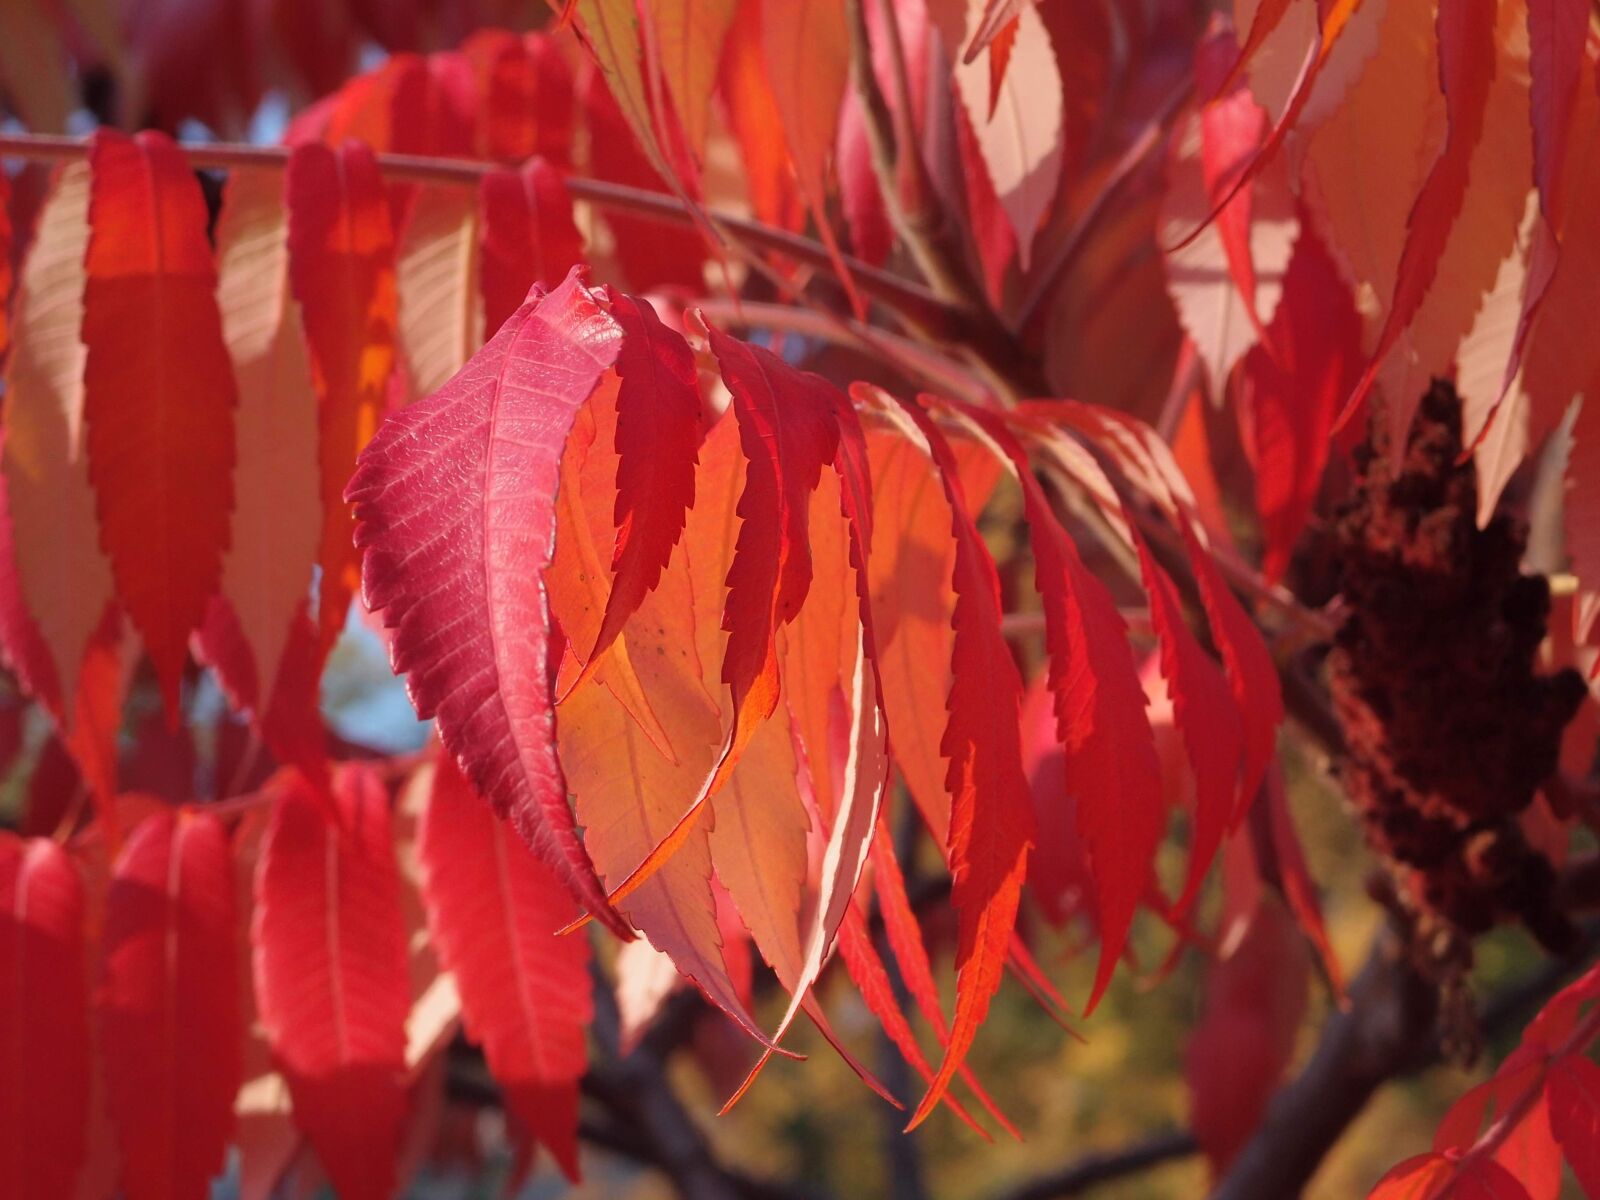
<box><xmin>988</xmin><ymin>1130</ymin><xmax>1198</xmax><ymax>1200</ymax></box>
<box><xmin>0</xmin><ymin>130</ymin><xmax>958</xmax><ymax>341</ymax></box>
<box><xmin>693</xmin><ymin>298</ymin><xmax>988</xmax><ymax>403</ymax></box>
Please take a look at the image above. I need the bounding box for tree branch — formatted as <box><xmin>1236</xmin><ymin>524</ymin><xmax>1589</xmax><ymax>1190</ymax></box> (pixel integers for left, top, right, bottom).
<box><xmin>1208</xmin><ymin>921</ymin><xmax>1600</xmax><ymax>1199</ymax></box>
<box><xmin>582</xmin><ymin>974</ymin><xmax>824</xmax><ymax>1200</ymax></box>
<box><xmin>988</xmin><ymin>1130</ymin><xmax>1198</xmax><ymax>1200</ymax></box>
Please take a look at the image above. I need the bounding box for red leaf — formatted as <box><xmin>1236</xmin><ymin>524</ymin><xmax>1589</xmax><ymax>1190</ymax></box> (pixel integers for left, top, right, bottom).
<box><xmin>1240</xmin><ymin>221</ymin><xmax>1362</xmax><ymax>584</ymax></box>
<box><xmin>1196</xmin><ymin>27</ymin><xmax>1271</xmax><ymax>333</ymax></box>
<box><xmin>418</xmin><ymin>752</ymin><xmax>592</xmax><ymax>1181</ymax></box>
<box><xmin>962</xmin><ymin>0</ymin><xmax>1030</xmax><ymax>64</ymax></box>
<box><xmin>478</xmin><ymin>159</ymin><xmax>585</xmax><ymax>339</ymax></box>
<box><xmin>583</xmin><ymin>66</ymin><xmax>707</xmax><ymax>292</ymax></box>
<box><xmin>1134</xmin><ymin>532</ymin><xmax>1242</xmax><ymax>919</ymax></box>
<box><xmin>1175</xmin><ymin>511</ymin><xmax>1283</xmax><ymax>826</ymax></box>
<box><xmin>833</xmin><ymin>903</ymin><xmax>993</xmax><ymax>1137</ymax></box>
<box><xmin>1186</xmin><ymin>896</ymin><xmax>1308</xmax><ymax>1173</ymax></box>
<box><xmin>0</xmin><ymin>835</ymin><xmax>89</xmax><ymax>1197</ymax></box>
<box><xmin>0</xmin><ymin>169</ymin><xmax>9</xmax><ymax>360</ymax></box>
<box><xmin>888</xmin><ymin>396</ymin><xmax>1033</xmax><ymax>1130</ymax></box>
<box><xmin>1017</xmin><ymin>671</ymin><xmax>1094</xmax><ymax>927</ymax></box>
<box><xmin>1548</xmin><ymin>1054</ymin><xmax>1600</xmax><ymax>1195</ymax></box>
<box><xmin>960</xmin><ymin>404</ymin><xmax>1163</xmax><ymax>1007</ymax></box>
<box><xmin>837</xmin><ymin>91</ymin><xmax>892</xmax><ymax>267</ymax></box>
<box><xmin>1342</xmin><ymin>0</ymin><xmax>1499</xmax><ymax>425</ymax></box>
<box><xmin>348</xmin><ymin>269</ymin><xmax>631</xmax><ymax>939</ymax></box>
<box><xmin>1528</xmin><ymin>0</ymin><xmax>1588</xmax><ymax>225</ymax></box>
<box><xmin>252</xmin><ymin>766</ymin><xmax>410</xmax><ymax>1200</ymax></box>
<box><xmin>1368</xmin><ymin>1154</ymin><xmax>1534</xmax><ymax>1200</ymax></box>
<box><xmin>83</xmin><ymin>129</ymin><xmax>235</xmax><ymax>719</ymax></box>
<box><xmin>868</xmin><ymin>813</ymin><xmax>1019</xmax><ymax>1136</ymax></box>
<box><xmin>1258</xmin><ymin>764</ymin><xmax>1343</xmax><ymax>997</ymax></box>
<box><xmin>586</xmin><ymin>293</ymin><xmax>701</xmax><ymax>668</ymax></box>
<box><xmin>99</xmin><ymin>811</ymin><xmax>240</xmax><ymax>1200</ymax></box>
<box><xmin>596</xmin><ymin>328</ymin><xmax>839</xmax><ymax>908</ymax></box>
<box><xmin>286</xmin><ymin>140</ymin><xmax>399</xmax><ymax>654</ymax></box>
<box><xmin>459</xmin><ymin>31</ymin><xmax>576</xmax><ymax>166</ymax></box>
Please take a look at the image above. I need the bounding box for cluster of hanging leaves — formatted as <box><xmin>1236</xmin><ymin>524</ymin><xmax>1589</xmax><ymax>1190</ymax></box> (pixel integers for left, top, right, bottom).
<box><xmin>0</xmin><ymin>0</ymin><xmax>1597</xmax><ymax>1197</ymax></box>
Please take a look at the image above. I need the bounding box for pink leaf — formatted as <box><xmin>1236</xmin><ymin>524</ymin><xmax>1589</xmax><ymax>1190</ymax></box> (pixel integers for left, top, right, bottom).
<box><xmin>348</xmin><ymin>269</ymin><xmax>631</xmax><ymax>939</ymax></box>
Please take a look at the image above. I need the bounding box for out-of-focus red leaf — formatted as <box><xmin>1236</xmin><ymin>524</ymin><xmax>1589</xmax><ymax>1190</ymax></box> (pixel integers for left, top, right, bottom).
<box><xmin>99</xmin><ymin>811</ymin><xmax>240</xmax><ymax>1200</ymax></box>
<box><xmin>348</xmin><ymin>269</ymin><xmax>631</xmax><ymax>939</ymax></box>
<box><xmin>888</xmin><ymin>396</ymin><xmax>1032</xmax><ymax>1130</ymax></box>
<box><xmin>586</xmin><ymin>292</ymin><xmax>701</xmax><ymax>669</ymax></box>
<box><xmin>287</xmin><ymin>140</ymin><xmax>398</xmax><ymax>655</ymax></box>
<box><xmin>717</xmin><ymin>0</ymin><xmax>804</xmax><ymax>232</ymax></box>
<box><xmin>1186</xmin><ymin>895</ymin><xmax>1308</xmax><ymax>1173</ymax></box>
<box><xmin>0</xmin><ymin>162</ymin><xmax>107</xmax><ymax>717</ymax></box>
<box><xmin>1258</xmin><ymin>764</ymin><xmax>1343</xmax><ymax>997</ymax></box>
<box><xmin>478</xmin><ymin>159</ymin><xmax>585</xmax><ymax>338</ymax></box>
<box><xmin>596</xmin><ymin>329</ymin><xmax>838</xmax><ymax>908</ymax></box>
<box><xmin>1342</xmin><ymin>0</ymin><xmax>1499</xmax><ymax>425</ymax></box>
<box><xmin>653</xmin><ymin>0</ymin><xmax>738</xmax><ymax>161</ymax></box>
<box><xmin>1528</xmin><ymin>0</ymin><xmax>1588</xmax><ymax>225</ymax></box>
<box><xmin>460</xmin><ymin>31</ymin><xmax>576</xmax><ymax>166</ymax></box>
<box><xmin>1548</xmin><ymin>1054</ymin><xmax>1600</xmax><ymax>1195</ymax></box>
<box><xmin>83</xmin><ymin>130</ymin><xmax>234</xmax><ymax>720</ymax></box>
<box><xmin>1017</xmin><ymin>671</ymin><xmax>1094</xmax><ymax>928</ymax></box>
<box><xmin>0</xmin><ymin>1</ymin><xmax>72</xmax><ymax>132</ymax></box>
<box><xmin>584</xmin><ymin>66</ymin><xmax>707</xmax><ymax>292</ymax></box>
<box><xmin>62</xmin><ymin>602</ymin><xmax>124</xmax><ymax>815</ymax></box>
<box><xmin>1239</xmin><ymin>221</ymin><xmax>1362</xmax><ymax>584</ymax></box>
<box><xmin>0</xmin><ymin>169</ymin><xmax>9</xmax><ymax>358</ymax></box>
<box><xmin>0</xmin><ymin>835</ymin><xmax>90</xmax><ymax>1197</ymax></box>
<box><xmin>252</xmin><ymin>766</ymin><xmax>410</xmax><ymax>1200</ymax></box>
<box><xmin>761</xmin><ymin>0</ymin><xmax>861</xmax><ymax>310</ymax></box>
<box><xmin>205</xmin><ymin>166</ymin><xmax>322</xmax><ymax>718</ymax></box>
<box><xmin>418</xmin><ymin>753</ymin><xmax>592</xmax><ymax>1181</ymax></box>
<box><xmin>837</xmin><ymin>90</ymin><xmax>892</xmax><ymax>267</ymax></box>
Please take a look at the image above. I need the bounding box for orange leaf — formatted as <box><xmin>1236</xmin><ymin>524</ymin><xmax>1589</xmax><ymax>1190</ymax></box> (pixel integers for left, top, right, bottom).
<box><xmin>205</xmin><ymin>166</ymin><xmax>322</xmax><ymax>719</ymax></box>
<box><xmin>0</xmin><ymin>162</ymin><xmax>114</xmax><ymax>719</ymax></box>
<box><xmin>287</xmin><ymin>140</ymin><xmax>399</xmax><ymax>655</ymax></box>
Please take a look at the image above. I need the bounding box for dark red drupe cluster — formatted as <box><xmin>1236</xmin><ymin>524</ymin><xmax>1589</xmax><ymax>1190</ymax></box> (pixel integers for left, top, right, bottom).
<box><xmin>1329</xmin><ymin>382</ymin><xmax>1587</xmax><ymax>979</ymax></box>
